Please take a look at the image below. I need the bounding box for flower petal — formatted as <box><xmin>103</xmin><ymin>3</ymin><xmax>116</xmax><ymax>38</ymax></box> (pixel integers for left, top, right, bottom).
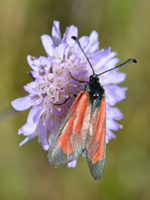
<box><xmin>89</xmin><ymin>30</ymin><xmax>98</xmax><ymax>44</ymax></box>
<box><xmin>106</xmin><ymin>58</ymin><xmax>119</xmax><ymax>68</ymax></box>
<box><xmin>105</xmin><ymin>85</ymin><xmax>128</xmax><ymax>106</ymax></box>
<box><xmin>67</xmin><ymin>159</ymin><xmax>77</xmax><ymax>168</ymax></box>
<box><xmin>38</xmin><ymin>121</ymin><xmax>49</xmax><ymax>150</ymax></box>
<box><xmin>27</xmin><ymin>106</ymin><xmax>43</xmax><ymax>124</ymax></box>
<box><xmin>107</xmin><ymin>119</ymin><xmax>121</xmax><ymax>131</ymax></box>
<box><xmin>18</xmin><ymin>106</ymin><xmax>44</xmax><ymax>135</ymax></box>
<box><xmin>41</xmin><ymin>34</ymin><xmax>54</xmax><ymax>57</ymax></box>
<box><xmin>19</xmin><ymin>131</ymin><xmax>38</xmax><ymax>146</ymax></box>
<box><xmin>11</xmin><ymin>96</ymin><xmax>33</xmax><ymax>111</ymax></box>
<box><xmin>62</xmin><ymin>25</ymin><xmax>78</xmax><ymax>46</ymax></box>
<box><xmin>79</xmin><ymin>36</ymin><xmax>89</xmax><ymax>50</ymax></box>
<box><xmin>101</xmin><ymin>72</ymin><xmax>126</xmax><ymax>85</ymax></box>
<box><xmin>27</xmin><ymin>55</ymin><xmax>40</xmax><ymax>71</ymax></box>
<box><xmin>18</xmin><ymin>122</ymin><xmax>37</xmax><ymax>135</ymax></box>
<box><xmin>56</xmin><ymin>43</ymin><xmax>68</xmax><ymax>59</ymax></box>
<box><xmin>88</xmin><ymin>30</ymin><xmax>99</xmax><ymax>53</ymax></box>
<box><xmin>106</xmin><ymin>129</ymin><xmax>116</xmax><ymax>143</ymax></box>
<box><xmin>106</xmin><ymin>105</ymin><xmax>124</xmax><ymax>121</ymax></box>
<box><xmin>52</xmin><ymin>21</ymin><xmax>61</xmax><ymax>47</ymax></box>
<box><xmin>24</xmin><ymin>82</ymin><xmax>37</xmax><ymax>94</ymax></box>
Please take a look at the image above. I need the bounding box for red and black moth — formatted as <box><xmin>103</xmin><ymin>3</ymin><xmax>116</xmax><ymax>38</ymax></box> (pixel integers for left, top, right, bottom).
<box><xmin>47</xmin><ymin>36</ymin><xmax>137</xmax><ymax>180</ymax></box>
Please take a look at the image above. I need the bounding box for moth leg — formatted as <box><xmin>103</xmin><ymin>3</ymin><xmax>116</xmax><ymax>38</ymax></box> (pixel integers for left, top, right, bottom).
<box><xmin>51</xmin><ymin>93</ymin><xmax>77</xmax><ymax>106</ymax></box>
<box><xmin>69</xmin><ymin>72</ymin><xmax>87</xmax><ymax>83</ymax></box>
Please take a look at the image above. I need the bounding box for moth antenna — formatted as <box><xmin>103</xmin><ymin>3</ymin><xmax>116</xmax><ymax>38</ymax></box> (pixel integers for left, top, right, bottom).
<box><xmin>98</xmin><ymin>59</ymin><xmax>137</xmax><ymax>76</ymax></box>
<box><xmin>71</xmin><ymin>36</ymin><xmax>95</xmax><ymax>75</ymax></box>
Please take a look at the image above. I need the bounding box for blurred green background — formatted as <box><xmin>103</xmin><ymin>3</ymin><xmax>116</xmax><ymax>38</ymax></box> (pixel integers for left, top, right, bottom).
<box><xmin>1</xmin><ymin>0</ymin><xmax>150</xmax><ymax>199</ymax></box>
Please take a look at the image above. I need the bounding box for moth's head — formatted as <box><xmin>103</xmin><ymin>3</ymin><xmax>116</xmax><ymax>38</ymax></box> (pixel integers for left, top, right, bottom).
<box><xmin>89</xmin><ymin>74</ymin><xmax>99</xmax><ymax>84</ymax></box>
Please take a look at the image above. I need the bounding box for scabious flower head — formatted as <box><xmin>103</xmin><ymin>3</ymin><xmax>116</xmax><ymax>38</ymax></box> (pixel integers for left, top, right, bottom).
<box><xmin>11</xmin><ymin>21</ymin><xmax>127</xmax><ymax>168</ymax></box>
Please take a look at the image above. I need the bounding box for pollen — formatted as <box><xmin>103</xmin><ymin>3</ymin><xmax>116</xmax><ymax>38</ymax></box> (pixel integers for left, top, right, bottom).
<box><xmin>56</xmin><ymin>67</ymin><xmax>60</xmax><ymax>72</ymax></box>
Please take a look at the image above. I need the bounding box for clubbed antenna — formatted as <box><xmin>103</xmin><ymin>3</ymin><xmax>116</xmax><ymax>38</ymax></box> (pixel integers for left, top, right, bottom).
<box><xmin>71</xmin><ymin>36</ymin><xmax>95</xmax><ymax>75</ymax></box>
<box><xmin>98</xmin><ymin>59</ymin><xmax>137</xmax><ymax>76</ymax></box>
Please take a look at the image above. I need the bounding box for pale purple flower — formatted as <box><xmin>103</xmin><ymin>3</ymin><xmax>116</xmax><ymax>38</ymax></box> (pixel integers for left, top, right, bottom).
<box><xmin>11</xmin><ymin>21</ymin><xmax>127</xmax><ymax>167</ymax></box>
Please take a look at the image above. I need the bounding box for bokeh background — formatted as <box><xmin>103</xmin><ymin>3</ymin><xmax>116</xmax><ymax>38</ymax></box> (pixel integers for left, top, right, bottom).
<box><xmin>0</xmin><ymin>0</ymin><xmax>150</xmax><ymax>199</ymax></box>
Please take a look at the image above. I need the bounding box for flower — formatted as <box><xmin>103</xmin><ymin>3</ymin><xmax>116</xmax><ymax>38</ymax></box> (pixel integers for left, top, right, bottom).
<box><xmin>11</xmin><ymin>20</ymin><xmax>127</xmax><ymax>168</ymax></box>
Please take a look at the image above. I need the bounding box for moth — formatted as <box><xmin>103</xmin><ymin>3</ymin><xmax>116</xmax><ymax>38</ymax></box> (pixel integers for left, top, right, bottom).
<box><xmin>47</xmin><ymin>36</ymin><xmax>137</xmax><ymax>180</ymax></box>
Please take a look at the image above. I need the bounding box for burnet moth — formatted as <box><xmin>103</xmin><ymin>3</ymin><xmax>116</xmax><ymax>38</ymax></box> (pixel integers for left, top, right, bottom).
<box><xmin>47</xmin><ymin>36</ymin><xmax>137</xmax><ymax>180</ymax></box>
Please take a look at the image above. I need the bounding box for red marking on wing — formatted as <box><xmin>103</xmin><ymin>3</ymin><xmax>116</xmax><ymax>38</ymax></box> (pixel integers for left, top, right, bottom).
<box><xmin>58</xmin><ymin>116</ymin><xmax>74</xmax><ymax>155</ymax></box>
<box><xmin>69</xmin><ymin>91</ymin><xmax>84</xmax><ymax>115</ymax></box>
<box><xmin>57</xmin><ymin>91</ymin><xmax>89</xmax><ymax>156</ymax></box>
<box><xmin>91</xmin><ymin>126</ymin><xmax>105</xmax><ymax>164</ymax></box>
<box><xmin>87</xmin><ymin>99</ymin><xmax>106</xmax><ymax>164</ymax></box>
<box><xmin>73</xmin><ymin>93</ymin><xmax>88</xmax><ymax>133</ymax></box>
